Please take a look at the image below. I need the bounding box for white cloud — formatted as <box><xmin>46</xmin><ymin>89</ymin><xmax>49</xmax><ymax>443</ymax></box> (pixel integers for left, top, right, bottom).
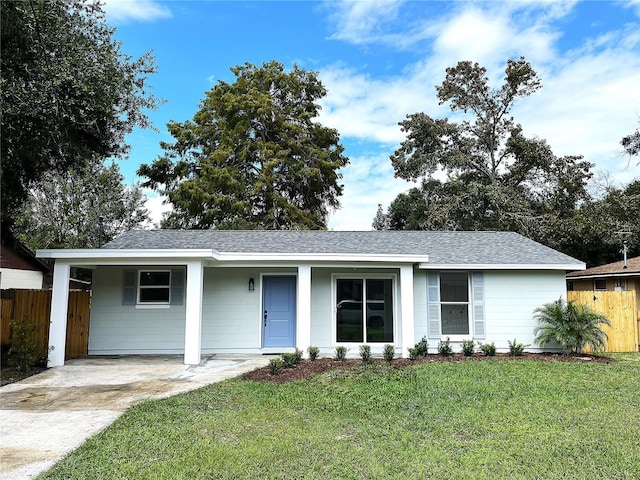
<box><xmin>142</xmin><ymin>190</ymin><xmax>171</xmax><ymax>228</ymax></box>
<box><xmin>102</xmin><ymin>0</ymin><xmax>172</xmax><ymax>23</ymax></box>
<box><xmin>325</xmin><ymin>0</ymin><xmax>407</xmax><ymax>45</ymax></box>
<box><xmin>327</xmin><ymin>152</ymin><xmax>413</xmax><ymax>230</ymax></box>
<box><xmin>320</xmin><ymin>1</ymin><xmax>640</xmax><ymax>230</ymax></box>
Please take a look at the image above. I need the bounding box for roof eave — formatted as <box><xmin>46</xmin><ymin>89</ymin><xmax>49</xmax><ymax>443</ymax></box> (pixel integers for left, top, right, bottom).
<box><xmin>419</xmin><ymin>262</ymin><xmax>586</xmax><ymax>271</ymax></box>
<box><xmin>36</xmin><ymin>249</ymin><xmax>429</xmax><ymax>264</ymax></box>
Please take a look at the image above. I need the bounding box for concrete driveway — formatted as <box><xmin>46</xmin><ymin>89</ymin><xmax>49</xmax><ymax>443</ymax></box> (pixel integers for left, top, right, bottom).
<box><xmin>0</xmin><ymin>354</ymin><xmax>270</xmax><ymax>479</ymax></box>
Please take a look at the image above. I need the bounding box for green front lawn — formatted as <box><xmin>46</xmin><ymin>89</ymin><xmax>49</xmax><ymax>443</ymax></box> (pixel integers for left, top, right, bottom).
<box><xmin>41</xmin><ymin>356</ymin><xmax>640</xmax><ymax>479</ymax></box>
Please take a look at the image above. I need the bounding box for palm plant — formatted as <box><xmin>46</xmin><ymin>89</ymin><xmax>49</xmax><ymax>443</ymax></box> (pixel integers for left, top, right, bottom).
<box><xmin>533</xmin><ymin>298</ymin><xmax>611</xmax><ymax>354</ymax></box>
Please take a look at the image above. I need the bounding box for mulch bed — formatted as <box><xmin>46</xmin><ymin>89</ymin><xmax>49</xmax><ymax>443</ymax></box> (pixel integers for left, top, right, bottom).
<box><xmin>242</xmin><ymin>352</ymin><xmax>612</xmax><ymax>384</ymax></box>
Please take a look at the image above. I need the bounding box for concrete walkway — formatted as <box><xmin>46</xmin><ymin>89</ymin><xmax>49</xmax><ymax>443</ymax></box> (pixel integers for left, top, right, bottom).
<box><xmin>0</xmin><ymin>355</ymin><xmax>270</xmax><ymax>479</ymax></box>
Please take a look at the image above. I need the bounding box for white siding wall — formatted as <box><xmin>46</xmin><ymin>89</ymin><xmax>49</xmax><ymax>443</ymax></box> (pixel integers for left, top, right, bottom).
<box><xmin>201</xmin><ymin>267</ymin><xmax>297</xmax><ymax>353</ymax></box>
<box><xmin>484</xmin><ymin>270</ymin><xmax>566</xmax><ymax>351</ymax></box>
<box><xmin>89</xmin><ymin>266</ymin><xmax>185</xmax><ymax>354</ymax></box>
<box><xmin>0</xmin><ymin>268</ymin><xmax>44</xmax><ymax>289</ymax></box>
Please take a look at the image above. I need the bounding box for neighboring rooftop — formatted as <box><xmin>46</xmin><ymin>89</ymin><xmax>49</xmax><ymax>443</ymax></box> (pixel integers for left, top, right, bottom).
<box><xmin>567</xmin><ymin>256</ymin><xmax>640</xmax><ymax>278</ymax></box>
<box><xmin>101</xmin><ymin>230</ymin><xmax>583</xmax><ymax>267</ymax></box>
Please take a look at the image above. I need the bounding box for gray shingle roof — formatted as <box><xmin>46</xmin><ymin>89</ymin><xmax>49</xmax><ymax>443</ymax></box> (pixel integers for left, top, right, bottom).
<box><xmin>102</xmin><ymin>230</ymin><xmax>582</xmax><ymax>266</ymax></box>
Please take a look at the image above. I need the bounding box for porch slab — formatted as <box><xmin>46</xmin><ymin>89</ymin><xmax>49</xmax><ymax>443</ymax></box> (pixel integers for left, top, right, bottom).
<box><xmin>0</xmin><ymin>354</ymin><xmax>270</xmax><ymax>479</ymax></box>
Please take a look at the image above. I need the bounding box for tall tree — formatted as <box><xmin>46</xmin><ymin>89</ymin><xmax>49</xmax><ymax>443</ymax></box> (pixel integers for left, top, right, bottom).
<box><xmin>16</xmin><ymin>162</ymin><xmax>149</xmax><ymax>250</ymax></box>
<box><xmin>621</xmin><ymin>124</ymin><xmax>639</xmax><ymax>159</ymax></box>
<box><xmin>138</xmin><ymin>61</ymin><xmax>349</xmax><ymax>230</ymax></box>
<box><xmin>1</xmin><ymin>0</ymin><xmax>159</xmax><ymax>233</ymax></box>
<box><xmin>383</xmin><ymin>58</ymin><xmax>592</xmax><ymax>249</ymax></box>
<box><xmin>559</xmin><ymin>179</ymin><xmax>640</xmax><ymax>266</ymax></box>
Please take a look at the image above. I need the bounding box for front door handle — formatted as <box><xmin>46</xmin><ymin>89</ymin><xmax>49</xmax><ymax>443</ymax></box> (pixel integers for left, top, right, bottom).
<box><xmin>264</xmin><ymin>310</ymin><xmax>268</xmax><ymax>327</ymax></box>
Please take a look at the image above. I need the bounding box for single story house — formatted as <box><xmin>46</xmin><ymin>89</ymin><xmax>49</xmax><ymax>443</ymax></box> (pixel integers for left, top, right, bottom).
<box><xmin>37</xmin><ymin>230</ymin><xmax>585</xmax><ymax>367</ymax></box>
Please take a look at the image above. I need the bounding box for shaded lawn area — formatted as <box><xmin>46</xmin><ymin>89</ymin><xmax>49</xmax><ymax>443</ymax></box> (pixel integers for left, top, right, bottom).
<box><xmin>40</xmin><ymin>356</ymin><xmax>640</xmax><ymax>479</ymax></box>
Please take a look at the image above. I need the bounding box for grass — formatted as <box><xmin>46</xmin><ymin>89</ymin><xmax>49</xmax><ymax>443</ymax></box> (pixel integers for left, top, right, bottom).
<box><xmin>40</xmin><ymin>355</ymin><xmax>640</xmax><ymax>479</ymax></box>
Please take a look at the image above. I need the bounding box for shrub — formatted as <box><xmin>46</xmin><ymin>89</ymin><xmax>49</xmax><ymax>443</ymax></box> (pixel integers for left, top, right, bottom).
<box><xmin>281</xmin><ymin>348</ymin><xmax>302</xmax><ymax>368</ymax></box>
<box><xmin>408</xmin><ymin>347</ymin><xmax>418</xmax><ymax>361</ymax></box>
<box><xmin>8</xmin><ymin>316</ymin><xmax>45</xmax><ymax>372</ymax></box>
<box><xmin>359</xmin><ymin>345</ymin><xmax>372</xmax><ymax>364</ymax></box>
<box><xmin>307</xmin><ymin>346</ymin><xmax>319</xmax><ymax>361</ymax></box>
<box><xmin>334</xmin><ymin>346</ymin><xmax>347</xmax><ymax>361</ymax></box>
<box><xmin>508</xmin><ymin>338</ymin><xmax>529</xmax><ymax>356</ymax></box>
<box><xmin>383</xmin><ymin>344</ymin><xmax>395</xmax><ymax>364</ymax></box>
<box><xmin>534</xmin><ymin>298</ymin><xmax>611</xmax><ymax>354</ymax></box>
<box><xmin>479</xmin><ymin>342</ymin><xmax>496</xmax><ymax>356</ymax></box>
<box><xmin>461</xmin><ymin>339</ymin><xmax>475</xmax><ymax>356</ymax></box>
<box><xmin>414</xmin><ymin>336</ymin><xmax>429</xmax><ymax>357</ymax></box>
<box><xmin>269</xmin><ymin>357</ymin><xmax>284</xmax><ymax>375</ymax></box>
<box><xmin>437</xmin><ymin>337</ymin><xmax>453</xmax><ymax>357</ymax></box>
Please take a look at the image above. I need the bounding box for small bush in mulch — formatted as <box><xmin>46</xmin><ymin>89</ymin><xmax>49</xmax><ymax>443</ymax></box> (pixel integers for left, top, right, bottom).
<box><xmin>0</xmin><ymin>346</ymin><xmax>47</xmax><ymax>386</ymax></box>
<box><xmin>242</xmin><ymin>352</ymin><xmax>611</xmax><ymax>384</ymax></box>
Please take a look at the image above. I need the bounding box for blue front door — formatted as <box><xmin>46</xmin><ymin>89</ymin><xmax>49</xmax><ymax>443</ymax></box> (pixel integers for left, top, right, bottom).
<box><xmin>262</xmin><ymin>276</ymin><xmax>297</xmax><ymax>347</ymax></box>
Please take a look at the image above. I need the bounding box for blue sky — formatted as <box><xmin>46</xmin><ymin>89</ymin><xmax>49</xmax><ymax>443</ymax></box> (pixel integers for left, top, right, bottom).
<box><xmin>103</xmin><ymin>0</ymin><xmax>640</xmax><ymax>230</ymax></box>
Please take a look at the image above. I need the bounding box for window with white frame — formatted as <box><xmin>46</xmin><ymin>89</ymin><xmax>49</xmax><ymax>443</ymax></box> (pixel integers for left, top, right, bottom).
<box><xmin>440</xmin><ymin>272</ymin><xmax>470</xmax><ymax>335</ymax></box>
<box><xmin>335</xmin><ymin>277</ymin><xmax>394</xmax><ymax>343</ymax></box>
<box><xmin>138</xmin><ymin>271</ymin><xmax>171</xmax><ymax>304</ymax></box>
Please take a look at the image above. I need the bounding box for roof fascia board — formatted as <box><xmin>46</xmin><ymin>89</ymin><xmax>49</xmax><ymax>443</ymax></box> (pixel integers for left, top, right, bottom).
<box><xmin>37</xmin><ymin>249</ymin><xmax>429</xmax><ymax>264</ymax></box>
<box><xmin>36</xmin><ymin>249</ymin><xmax>214</xmax><ymax>260</ymax></box>
<box><xmin>567</xmin><ymin>272</ymin><xmax>640</xmax><ymax>280</ymax></box>
<box><xmin>212</xmin><ymin>253</ymin><xmax>429</xmax><ymax>263</ymax></box>
<box><xmin>206</xmin><ymin>261</ymin><xmax>418</xmax><ymax>269</ymax></box>
<box><xmin>419</xmin><ymin>263</ymin><xmax>586</xmax><ymax>271</ymax></box>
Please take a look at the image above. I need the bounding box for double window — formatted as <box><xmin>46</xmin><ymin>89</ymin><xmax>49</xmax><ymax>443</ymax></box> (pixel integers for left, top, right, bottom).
<box><xmin>335</xmin><ymin>277</ymin><xmax>394</xmax><ymax>343</ymax></box>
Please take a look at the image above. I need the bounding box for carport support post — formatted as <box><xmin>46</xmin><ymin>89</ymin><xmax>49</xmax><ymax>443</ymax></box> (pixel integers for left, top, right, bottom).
<box><xmin>48</xmin><ymin>261</ymin><xmax>70</xmax><ymax>367</ymax></box>
<box><xmin>184</xmin><ymin>260</ymin><xmax>204</xmax><ymax>365</ymax></box>
<box><xmin>297</xmin><ymin>265</ymin><xmax>311</xmax><ymax>358</ymax></box>
<box><xmin>400</xmin><ymin>265</ymin><xmax>415</xmax><ymax>358</ymax></box>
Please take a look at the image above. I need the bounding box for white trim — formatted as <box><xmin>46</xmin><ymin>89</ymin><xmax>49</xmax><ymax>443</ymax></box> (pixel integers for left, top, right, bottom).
<box><xmin>567</xmin><ymin>272</ymin><xmax>640</xmax><ymax>280</ymax></box>
<box><xmin>214</xmin><ymin>252</ymin><xmax>429</xmax><ymax>263</ymax></box>
<box><xmin>419</xmin><ymin>263</ymin><xmax>585</xmax><ymax>271</ymax></box>
<box><xmin>297</xmin><ymin>266</ymin><xmax>312</xmax><ymax>358</ymax></box>
<box><xmin>137</xmin><ymin>270</ymin><xmax>171</xmax><ymax>305</ymax></box>
<box><xmin>400</xmin><ymin>266</ymin><xmax>414</xmax><ymax>359</ymax></box>
<box><xmin>37</xmin><ymin>248</ymin><xmax>428</xmax><ymax>264</ymax></box>
<box><xmin>48</xmin><ymin>262</ymin><xmax>70</xmax><ymax>367</ymax></box>
<box><xmin>37</xmin><ymin>248</ymin><xmax>214</xmax><ymax>259</ymax></box>
<box><xmin>184</xmin><ymin>261</ymin><xmax>204</xmax><ymax>365</ymax></box>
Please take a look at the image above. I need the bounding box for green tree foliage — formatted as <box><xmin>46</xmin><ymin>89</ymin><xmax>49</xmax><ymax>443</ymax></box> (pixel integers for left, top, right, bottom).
<box><xmin>138</xmin><ymin>61</ymin><xmax>349</xmax><ymax>230</ymax></box>
<box><xmin>533</xmin><ymin>298</ymin><xmax>611</xmax><ymax>354</ymax></box>
<box><xmin>381</xmin><ymin>58</ymin><xmax>593</xmax><ymax>247</ymax></box>
<box><xmin>621</xmin><ymin>124</ymin><xmax>639</xmax><ymax>158</ymax></box>
<box><xmin>16</xmin><ymin>162</ymin><xmax>149</xmax><ymax>250</ymax></box>
<box><xmin>1</xmin><ymin>0</ymin><xmax>159</xmax><ymax>232</ymax></box>
<box><xmin>558</xmin><ymin>179</ymin><xmax>640</xmax><ymax>266</ymax></box>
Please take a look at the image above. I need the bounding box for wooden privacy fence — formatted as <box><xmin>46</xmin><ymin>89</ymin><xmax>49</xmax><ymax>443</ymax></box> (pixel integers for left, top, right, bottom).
<box><xmin>0</xmin><ymin>289</ymin><xmax>91</xmax><ymax>360</ymax></box>
<box><xmin>567</xmin><ymin>290</ymin><xmax>639</xmax><ymax>353</ymax></box>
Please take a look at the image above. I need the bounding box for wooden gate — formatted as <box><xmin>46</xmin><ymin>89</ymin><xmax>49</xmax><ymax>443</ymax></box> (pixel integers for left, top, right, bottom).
<box><xmin>567</xmin><ymin>290</ymin><xmax>639</xmax><ymax>352</ymax></box>
<box><xmin>0</xmin><ymin>289</ymin><xmax>91</xmax><ymax>360</ymax></box>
